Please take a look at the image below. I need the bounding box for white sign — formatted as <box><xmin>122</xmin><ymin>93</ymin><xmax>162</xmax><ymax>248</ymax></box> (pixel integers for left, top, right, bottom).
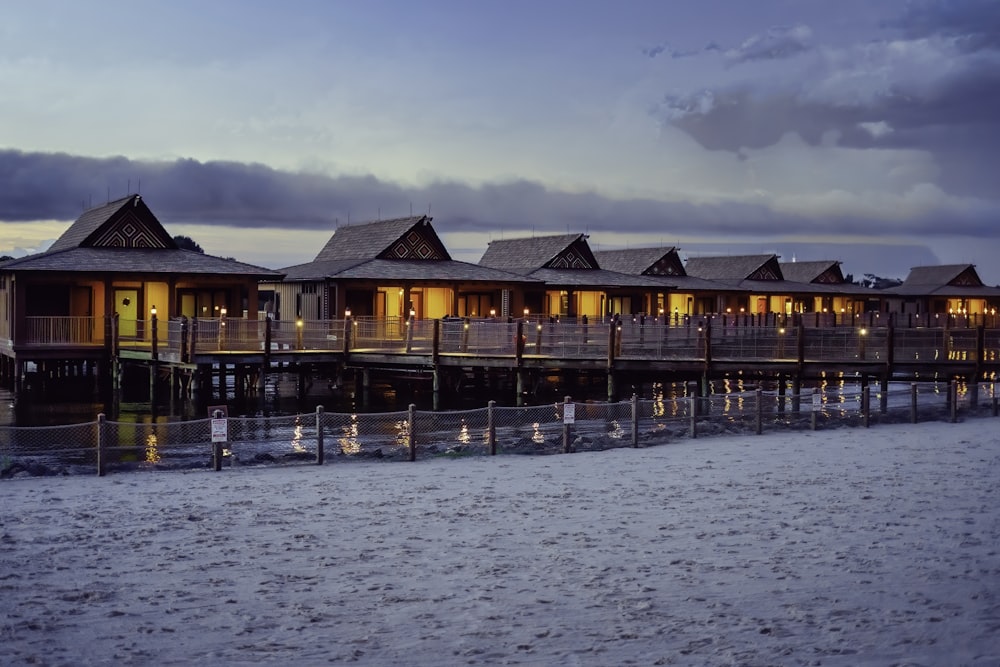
<box><xmin>811</xmin><ymin>392</ymin><xmax>821</xmax><ymax>412</ymax></box>
<box><xmin>563</xmin><ymin>402</ymin><xmax>575</xmax><ymax>424</ymax></box>
<box><xmin>211</xmin><ymin>418</ymin><xmax>228</xmax><ymax>443</ymax></box>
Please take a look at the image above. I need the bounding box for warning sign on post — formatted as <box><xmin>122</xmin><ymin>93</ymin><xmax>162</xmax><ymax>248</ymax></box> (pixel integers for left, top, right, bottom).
<box><xmin>563</xmin><ymin>402</ymin><xmax>575</xmax><ymax>424</ymax></box>
<box><xmin>211</xmin><ymin>418</ymin><xmax>228</xmax><ymax>443</ymax></box>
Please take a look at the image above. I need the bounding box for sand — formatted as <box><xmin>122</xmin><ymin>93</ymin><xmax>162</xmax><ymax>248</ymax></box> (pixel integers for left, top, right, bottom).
<box><xmin>2</xmin><ymin>420</ymin><xmax>999</xmax><ymax>666</ymax></box>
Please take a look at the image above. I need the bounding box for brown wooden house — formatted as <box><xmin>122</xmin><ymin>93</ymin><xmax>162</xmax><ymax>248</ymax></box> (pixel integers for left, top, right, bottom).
<box><xmin>262</xmin><ymin>216</ymin><xmax>539</xmax><ymax>321</ymax></box>
<box><xmin>0</xmin><ymin>194</ymin><xmax>282</xmax><ymax>385</ymax></box>
<box><xmin>478</xmin><ymin>234</ymin><xmax>674</xmax><ymax>318</ymax></box>
<box><xmin>880</xmin><ymin>264</ymin><xmax>1000</xmax><ymax>316</ymax></box>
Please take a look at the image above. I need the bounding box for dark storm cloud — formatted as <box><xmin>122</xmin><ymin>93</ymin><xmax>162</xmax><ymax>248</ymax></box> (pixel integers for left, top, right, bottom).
<box><xmin>654</xmin><ymin>4</ymin><xmax>1000</xmax><ymax>199</ymax></box>
<box><xmin>1</xmin><ymin>149</ymin><xmax>998</xmax><ymax>244</ymax></box>
<box><xmin>892</xmin><ymin>0</ymin><xmax>1000</xmax><ymax>52</ymax></box>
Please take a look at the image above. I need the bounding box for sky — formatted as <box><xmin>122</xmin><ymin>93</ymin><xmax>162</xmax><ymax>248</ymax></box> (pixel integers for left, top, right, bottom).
<box><xmin>2</xmin><ymin>0</ymin><xmax>999</xmax><ymax>284</ymax></box>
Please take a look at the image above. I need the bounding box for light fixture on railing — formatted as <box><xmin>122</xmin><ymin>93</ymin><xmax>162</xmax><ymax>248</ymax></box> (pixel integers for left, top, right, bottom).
<box><xmin>150</xmin><ymin>305</ymin><xmax>157</xmax><ymax>317</ymax></box>
<box><xmin>220</xmin><ymin>307</ymin><xmax>227</xmax><ymax>317</ymax></box>
<box><xmin>345</xmin><ymin>308</ymin><xmax>351</xmax><ymax>318</ymax></box>
<box><xmin>409</xmin><ymin>308</ymin><xmax>416</xmax><ymax>318</ymax></box>
<box><xmin>523</xmin><ymin>307</ymin><xmax>529</xmax><ymax>317</ymax></box>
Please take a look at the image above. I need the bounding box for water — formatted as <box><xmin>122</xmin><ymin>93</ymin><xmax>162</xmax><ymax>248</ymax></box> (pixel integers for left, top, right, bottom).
<box><xmin>1</xmin><ymin>369</ymin><xmax>983</xmax><ymax>428</ymax></box>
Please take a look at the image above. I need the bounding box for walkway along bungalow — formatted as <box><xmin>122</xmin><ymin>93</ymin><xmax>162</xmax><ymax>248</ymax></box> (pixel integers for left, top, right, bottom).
<box><xmin>477</xmin><ymin>233</ymin><xmax>673</xmax><ymax>319</ymax></box>
<box><xmin>0</xmin><ymin>194</ymin><xmax>282</xmax><ymax>398</ymax></box>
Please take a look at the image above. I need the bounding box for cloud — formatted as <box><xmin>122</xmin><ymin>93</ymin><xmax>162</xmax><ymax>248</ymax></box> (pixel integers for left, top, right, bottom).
<box><xmin>725</xmin><ymin>25</ymin><xmax>813</xmax><ymax>64</ymax></box>
<box><xmin>649</xmin><ymin>7</ymin><xmax>1000</xmax><ymax>200</ymax></box>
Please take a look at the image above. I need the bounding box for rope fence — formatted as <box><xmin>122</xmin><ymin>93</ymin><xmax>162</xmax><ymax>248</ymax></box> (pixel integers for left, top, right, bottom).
<box><xmin>1</xmin><ymin>380</ymin><xmax>997</xmax><ymax>478</ymax></box>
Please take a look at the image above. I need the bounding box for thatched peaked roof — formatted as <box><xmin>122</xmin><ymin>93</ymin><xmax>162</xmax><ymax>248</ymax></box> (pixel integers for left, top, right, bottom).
<box><xmin>478</xmin><ymin>234</ymin><xmax>596</xmax><ymax>274</ymax></box>
<box><xmin>779</xmin><ymin>260</ymin><xmax>845</xmax><ymax>285</ymax></box>
<box><xmin>882</xmin><ymin>264</ymin><xmax>1000</xmax><ymax>297</ymax></box>
<box><xmin>1</xmin><ymin>195</ymin><xmax>280</xmax><ymax>278</ymax></box>
<box><xmin>313</xmin><ymin>216</ymin><xmax>450</xmax><ymax>262</ymax></box>
<box><xmin>48</xmin><ymin>194</ymin><xmax>177</xmax><ymax>252</ymax></box>
<box><xmin>593</xmin><ymin>247</ymin><xmax>680</xmax><ymax>275</ymax></box>
<box><xmin>901</xmin><ymin>264</ymin><xmax>982</xmax><ymax>287</ymax></box>
<box><xmin>684</xmin><ymin>254</ymin><xmax>782</xmax><ymax>283</ymax></box>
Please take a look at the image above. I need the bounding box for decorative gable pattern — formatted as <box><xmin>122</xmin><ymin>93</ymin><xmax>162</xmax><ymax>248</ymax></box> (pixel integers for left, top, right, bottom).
<box><xmin>380</xmin><ymin>226</ymin><xmax>447</xmax><ymax>260</ymax></box>
<box><xmin>545</xmin><ymin>238</ymin><xmax>596</xmax><ymax>270</ymax></box>
<box><xmin>748</xmin><ymin>257</ymin><xmax>782</xmax><ymax>281</ymax></box>
<box><xmin>91</xmin><ymin>210</ymin><xmax>171</xmax><ymax>249</ymax></box>
<box><xmin>646</xmin><ymin>254</ymin><xmax>684</xmax><ymax>276</ymax></box>
<box><xmin>950</xmin><ymin>267</ymin><xmax>982</xmax><ymax>287</ymax></box>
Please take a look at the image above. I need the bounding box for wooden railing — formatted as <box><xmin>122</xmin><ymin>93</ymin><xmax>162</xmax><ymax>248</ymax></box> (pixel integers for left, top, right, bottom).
<box><xmin>24</xmin><ymin>317</ymin><xmax>102</xmax><ymax>345</ymax></box>
<box><xmin>16</xmin><ymin>315</ymin><xmax>1000</xmax><ymax>371</ymax></box>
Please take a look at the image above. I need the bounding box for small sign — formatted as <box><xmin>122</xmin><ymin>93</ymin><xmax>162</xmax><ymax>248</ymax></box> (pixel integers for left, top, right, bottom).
<box><xmin>211</xmin><ymin>418</ymin><xmax>228</xmax><ymax>443</ymax></box>
<box><xmin>811</xmin><ymin>392</ymin><xmax>821</xmax><ymax>412</ymax></box>
<box><xmin>563</xmin><ymin>402</ymin><xmax>575</xmax><ymax>424</ymax></box>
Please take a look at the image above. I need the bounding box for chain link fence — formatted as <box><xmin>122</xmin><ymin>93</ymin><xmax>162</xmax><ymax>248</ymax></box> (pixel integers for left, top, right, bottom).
<box><xmin>1</xmin><ymin>381</ymin><xmax>997</xmax><ymax>477</ymax></box>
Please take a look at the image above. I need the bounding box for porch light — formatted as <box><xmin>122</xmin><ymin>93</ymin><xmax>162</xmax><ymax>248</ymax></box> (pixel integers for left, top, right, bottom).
<box><xmin>778</xmin><ymin>328</ymin><xmax>785</xmax><ymax>335</ymax></box>
<box><xmin>220</xmin><ymin>307</ymin><xmax>227</xmax><ymax>317</ymax></box>
<box><xmin>409</xmin><ymin>308</ymin><xmax>416</xmax><ymax>318</ymax></box>
<box><xmin>859</xmin><ymin>328</ymin><xmax>868</xmax><ymax>335</ymax></box>
<box><xmin>296</xmin><ymin>319</ymin><xmax>303</xmax><ymax>328</ymax></box>
<box><xmin>523</xmin><ymin>307</ymin><xmax>529</xmax><ymax>317</ymax></box>
<box><xmin>150</xmin><ymin>305</ymin><xmax>157</xmax><ymax>317</ymax></box>
<box><xmin>345</xmin><ymin>308</ymin><xmax>351</xmax><ymax>318</ymax></box>
<box><xmin>489</xmin><ymin>308</ymin><xmax>496</xmax><ymax>318</ymax></box>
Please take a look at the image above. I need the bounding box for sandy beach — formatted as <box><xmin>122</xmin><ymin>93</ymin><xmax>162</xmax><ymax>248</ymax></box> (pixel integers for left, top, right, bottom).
<box><xmin>2</xmin><ymin>420</ymin><xmax>999</xmax><ymax>666</ymax></box>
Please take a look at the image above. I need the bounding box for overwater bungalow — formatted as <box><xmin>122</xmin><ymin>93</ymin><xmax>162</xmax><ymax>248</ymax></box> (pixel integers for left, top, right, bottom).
<box><xmin>0</xmin><ymin>194</ymin><xmax>282</xmax><ymax>391</ymax></box>
<box><xmin>682</xmin><ymin>254</ymin><xmax>867</xmax><ymax>317</ymax></box>
<box><xmin>879</xmin><ymin>264</ymin><xmax>1000</xmax><ymax>318</ymax></box>
<box><xmin>478</xmin><ymin>233</ymin><xmax>672</xmax><ymax>318</ymax></box>
<box><xmin>777</xmin><ymin>260</ymin><xmax>871</xmax><ymax>316</ymax></box>
<box><xmin>593</xmin><ymin>246</ymin><xmax>732</xmax><ymax>317</ymax></box>
<box><xmin>261</xmin><ymin>216</ymin><xmax>539</xmax><ymax>322</ymax></box>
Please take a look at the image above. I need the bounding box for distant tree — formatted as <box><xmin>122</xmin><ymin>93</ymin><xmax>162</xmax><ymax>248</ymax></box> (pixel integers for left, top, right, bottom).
<box><xmin>173</xmin><ymin>235</ymin><xmax>204</xmax><ymax>253</ymax></box>
<box><xmin>0</xmin><ymin>255</ymin><xmax>14</xmax><ymax>261</ymax></box>
<box><xmin>860</xmin><ymin>273</ymin><xmax>903</xmax><ymax>289</ymax></box>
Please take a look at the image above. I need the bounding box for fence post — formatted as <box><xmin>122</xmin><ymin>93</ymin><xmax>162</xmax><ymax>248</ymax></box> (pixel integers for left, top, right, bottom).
<box><xmin>689</xmin><ymin>396</ymin><xmax>697</xmax><ymax>439</ymax></box>
<box><xmin>810</xmin><ymin>389</ymin><xmax>819</xmax><ymax>431</ymax></box>
<box><xmin>212</xmin><ymin>408</ymin><xmax>225</xmax><ymax>471</ymax></box>
<box><xmin>631</xmin><ymin>393</ymin><xmax>639</xmax><ymax>448</ymax></box>
<box><xmin>993</xmin><ymin>382</ymin><xmax>998</xmax><ymax>417</ymax></box>
<box><xmin>408</xmin><ymin>403</ymin><xmax>417</xmax><ymax>461</ymax></box>
<box><xmin>950</xmin><ymin>379</ymin><xmax>958</xmax><ymax>423</ymax></box>
<box><xmin>563</xmin><ymin>395</ymin><xmax>573</xmax><ymax>453</ymax></box>
<box><xmin>97</xmin><ymin>413</ymin><xmax>106</xmax><ymax>477</ymax></box>
<box><xmin>488</xmin><ymin>400</ymin><xmax>497</xmax><ymax>455</ymax></box>
<box><xmin>316</xmin><ymin>405</ymin><xmax>325</xmax><ymax>465</ymax></box>
<box><xmin>862</xmin><ymin>386</ymin><xmax>870</xmax><ymax>428</ymax></box>
<box><xmin>911</xmin><ymin>383</ymin><xmax>918</xmax><ymax>424</ymax></box>
<box><xmin>755</xmin><ymin>388</ymin><xmax>763</xmax><ymax>435</ymax></box>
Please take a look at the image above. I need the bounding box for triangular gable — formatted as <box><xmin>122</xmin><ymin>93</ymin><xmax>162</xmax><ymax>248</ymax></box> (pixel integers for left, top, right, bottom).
<box><xmin>88</xmin><ymin>206</ymin><xmax>174</xmax><ymax>249</ymax></box>
<box><xmin>747</xmin><ymin>256</ymin><xmax>782</xmax><ymax>281</ymax></box>
<box><xmin>645</xmin><ymin>251</ymin><xmax>685</xmax><ymax>276</ymax></box>
<box><xmin>812</xmin><ymin>265</ymin><xmax>845</xmax><ymax>284</ymax></box>
<box><xmin>377</xmin><ymin>222</ymin><xmax>449</xmax><ymax>260</ymax></box>
<box><xmin>545</xmin><ymin>236</ymin><xmax>597</xmax><ymax>270</ymax></box>
<box><xmin>949</xmin><ymin>266</ymin><xmax>983</xmax><ymax>287</ymax></box>
<box><xmin>48</xmin><ymin>194</ymin><xmax>177</xmax><ymax>253</ymax></box>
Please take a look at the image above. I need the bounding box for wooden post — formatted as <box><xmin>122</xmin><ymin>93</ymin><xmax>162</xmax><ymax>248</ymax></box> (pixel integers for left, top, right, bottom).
<box><xmin>461</xmin><ymin>319</ymin><xmax>470</xmax><ymax>353</ymax></box>
<box><xmin>810</xmin><ymin>389</ymin><xmax>818</xmax><ymax>431</ymax></box>
<box><xmin>408</xmin><ymin>403</ymin><xmax>417</xmax><ymax>461</ymax></box>
<box><xmin>950</xmin><ymin>379</ymin><xmax>958</xmax><ymax>423</ymax></box>
<box><xmin>405</xmin><ymin>314</ymin><xmax>415</xmax><ymax>353</ymax></box>
<box><xmin>862</xmin><ymin>385</ymin><xmax>871</xmax><ymax>428</ymax></box>
<box><xmin>631</xmin><ymin>393</ymin><xmax>639</xmax><ymax>448</ymax></box>
<box><xmin>316</xmin><ymin>405</ymin><xmax>325</xmax><ymax>465</ymax></box>
<box><xmin>190</xmin><ymin>317</ymin><xmax>198</xmax><ymax>359</ymax></box>
<box><xmin>97</xmin><ymin>413</ymin><xmax>106</xmax><ymax>477</ymax></box>
<box><xmin>488</xmin><ymin>400</ymin><xmax>497</xmax><ymax>455</ymax></box>
<box><xmin>755</xmin><ymin>387</ymin><xmax>763</xmax><ymax>435</ymax></box>
<box><xmin>342</xmin><ymin>315</ymin><xmax>352</xmax><ymax>354</ymax></box>
<box><xmin>534</xmin><ymin>321</ymin><xmax>543</xmax><ymax>355</ymax></box>
<box><xmin>562</xmin><ymin>395</ymin><xmax>573</xmax><ymax>453</ymax></box>
<box><xmin>689</xmin><ymin>396</ymin><xmax>697</xmax><ymax>439</ymax></box>
<box><xmin>212</xmin><ymin>409</ymin><xmax>225</xmax><ymax>471</ymax></box>
<box><xmin>911</xmin><ymin>382</ymin><xmax>918</xmax><ymax>423</ymax></box>
<box><xmin>992</xmin><ymin>382</ymin><xmax>998</xmax><ymax>417</ymax></box>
